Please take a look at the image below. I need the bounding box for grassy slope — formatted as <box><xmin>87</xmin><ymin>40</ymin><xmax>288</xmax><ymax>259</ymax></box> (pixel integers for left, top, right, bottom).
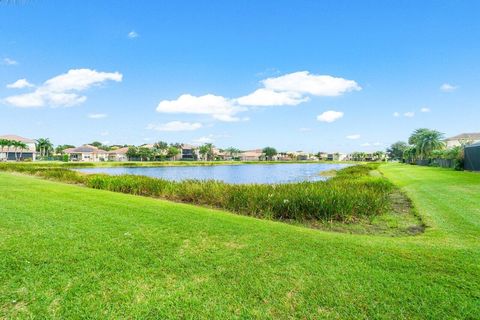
<box><xmin>0</xmin><ymin>164</ymin><xmax>479</xmax><ymax>319</ymax></box>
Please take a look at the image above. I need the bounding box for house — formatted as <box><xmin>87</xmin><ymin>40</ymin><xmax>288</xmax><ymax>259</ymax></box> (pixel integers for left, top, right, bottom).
<box><xmin>180</xmin><ymin>144</ymin><xmax>198</xmax><ymax>160</ymax></box>
<box><xmin>107</xmin><ymin>147</ymin><xmax>129</xmax><ymax>162</ymax></box>
<box><xmin>445</xmin><ymin>133</ymin><xmax>480</xmax><ymax>148</ymax></box>
<box><xmin>327</xmin><ymin>153</ymin><xmax>348</xmax><ymax>161</ymax></box>
<box><xmin>276</xmin><ymin>152</ymin><xmax>294</xmax><ymax>161</ymax></box>
<box><xmin>64</xmin><ymin>145</ymin><xmax>109</xmax><ymax>162</ymax></box>
<box><xmin>317</xmin><ymin>152</ymin><xmax>329</xmax><ymax>161</ymax></box>
<box><xmin>0</xmin><ymin>134</ymin><xmax>37</xmax><ymax>161</ymax></box>
<box><xmin>239</xmin><ymin>149</ymin><xmax>263</xmax><ymax>161</ymax></box>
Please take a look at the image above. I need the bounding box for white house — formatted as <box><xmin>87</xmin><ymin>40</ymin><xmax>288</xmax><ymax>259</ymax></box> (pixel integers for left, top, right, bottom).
<box><xmin>107</xmin><ymin>147</ymin><xmax>129</xmax><ymax>162</ymax></box>
<box><xmin>64</xmin><ymin>145</ymin><xmax>109</xmax><ymax>162</ymax></box>
<box><xmin>445</xmin><ymin>133</ymin><xmax>480</xmax><ymax>148</ymax></box>
<box><xmin>0</xmin><ymin>134</ymin><xmax>37</xmax><ymax>161</ymax></box>
<box><xmin>239</xmin><ymin>149</ymin><xmax>263</xmax><ymax>161</ymax></box>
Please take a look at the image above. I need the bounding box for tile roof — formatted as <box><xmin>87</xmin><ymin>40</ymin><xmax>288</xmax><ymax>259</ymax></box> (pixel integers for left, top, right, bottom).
<box><xmin>0</xmin><ymin>134</ymin><xmax>36</xmax><ymax>143</ymax></box>
<box><xmin>107</xmin><ymin>147</ymin><xmax>129</xmax><ymax>154</ymax></box>
<box><xmin>64</xmin><ymin>145</ymin><xmax>108</xmax><ymax>154</ymax></box>
<box><xmin>445</xmin><ymin>133</ymin><xmax>480</xmax><ymax>141</ymax></box>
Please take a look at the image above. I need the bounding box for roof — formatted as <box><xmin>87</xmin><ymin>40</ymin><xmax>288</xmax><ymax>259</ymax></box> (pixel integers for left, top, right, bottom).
<box><xmin>0</xmin><ymin>134</ymin><xmax>36</xmax><ymax>143</ymax></box>
<box><xmin>181</xmin><ymin>144</ymin><xmax>196</xmax><ymax>149</ymax></box>
<box><xmin>107</xmin><ymin>147</ymin><xmax>129</xmax><ymax>154</ymax></box>
<box><xmin>240</xmin><ymin>150</ymin><xmax>263</xmax><ymax>157</ymax></box>
<box><xmin>445</xmin><ymin>133</ymin><xmax>480</xmax><ymax>141</ymax></box>
<box><xmin>64</xmin><ymin>145</ymin><xmax>107</xmax><ymax>154</ymax></box>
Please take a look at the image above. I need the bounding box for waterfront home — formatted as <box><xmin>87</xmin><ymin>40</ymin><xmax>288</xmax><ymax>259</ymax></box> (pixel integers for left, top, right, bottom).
<box><xmin>64</xmin><ymin>145</ymin><xmax>109</xmax><ymax>162</ymax></box>
<box><xmin>327</xmin><ymin>153</ymin><xmax>348</xmax><ymax>161</ymax></box>
<box><xmin>0</xmin><ymin>134</ymin><xmax>37</xmax><ymax>161</ymax></box>
<box><xmin>107</xmin><ymin>147</ymin><xmax>129</xmax><ymax>162</ymax></box>
<box><xmin>445</xmin><ymin>133</ymin><xmax>480</xmax><ymax>148</ymax></box>
<box><xmin>317</xmin><ymin>152</ymin><xmax>329</xmax><ymax>161</ymax></box>
<box><xmin>180</xmin><ymin>144</ymin><xmax>199</xmax><ymax>160</ymax></box>
<box><xmin>239</xmin><ymin>149</ymin><xmax>263</xmax><ymax>161</ymax></box>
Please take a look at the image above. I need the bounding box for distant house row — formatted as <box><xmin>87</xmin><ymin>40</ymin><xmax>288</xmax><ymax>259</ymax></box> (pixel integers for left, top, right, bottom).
<box><xmin>61</xmin><ymin>144</ymin><xmax>267</xmax><ymax>162</ymax></box>
<box><xmin>2</xmin><ymin>132</ymin><xmax>480</xmax><ymax>162</ymax></box>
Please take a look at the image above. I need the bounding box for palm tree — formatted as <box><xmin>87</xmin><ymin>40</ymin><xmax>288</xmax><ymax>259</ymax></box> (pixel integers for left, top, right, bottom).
<box><xmin>17</xmin><ymin>142</ymin><xmax>28</xmax><ymax>160</ymax></box>
<box><xmin>408</xmin><ymin>128</ymin><xmax>430</xmax><ymax>146</ymax></box>
<box><xmin>11</xmin><ymin>140</ymin><xmax>22</xmax><ymax>161</ymax></box>
<box><xmin>36</xmin><ymin>138</ymin><xmax>53</xmax><ymax>158</ymax></box>
<box><xmin>224</xmin><ymin>147</ymin><xmax>240</xmax><ymax>160</ymax></box>
<box><xmin>5</xmin><ymin>139</ymin><xmax>14</xmax><ymax>160</ymax></box>
<box><xmin>417</xmin><ymin>130</ymin><xmax>445</xmax><ymax>160</ymax></box>
<box><xmin>403</xmin><ymin>146</ymin><xmax>417</xmax><ymax>163</ymax></box>
<box><xmin>0</xmin><ymin>139</ymin><xmax>9</xmax><ymax>160</ymax></box>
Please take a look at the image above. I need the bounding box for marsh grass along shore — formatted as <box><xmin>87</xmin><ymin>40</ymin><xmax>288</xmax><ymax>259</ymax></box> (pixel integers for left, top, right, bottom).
<box><xmin>0</xmin><ymin>162</ymin><xmax>413</xmax><ymax>231</ymax></box>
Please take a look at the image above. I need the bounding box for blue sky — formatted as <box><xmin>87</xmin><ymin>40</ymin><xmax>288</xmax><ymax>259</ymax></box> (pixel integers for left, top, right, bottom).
<box><xmin>1</xmin><ymin>0</ymin><xmax>479</xmax><ymax>152</ymax></box>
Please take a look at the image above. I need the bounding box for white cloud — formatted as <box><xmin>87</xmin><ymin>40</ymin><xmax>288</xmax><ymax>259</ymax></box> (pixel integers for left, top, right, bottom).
<box><xmin>403</xmin><ymin>111</ymin><xmax>415</xmax><ymax>118</ymax></box>
<box><xmin>156</xmin><ymin>94</ymin><xmax>247</xmax><ymax>122</ymax></box>
<box><xmin>88</xmin><ymin>113</ymin><xmax>108</xmax><ymax>119</ymax></box>
<box><xmin>193</xmin><ymin>135</ymin><xmax>215</xmax><ymax>144</ymax></box>
<box><xmin>236</xmin><ymin>88</ymin><xmax>308</xmax><ymax>106</ymax></box>
<box><xmin>262</xmin><ymin>71</ymin><xmax>361</xmax><ymax>97</ymax></box>
<box><xmin>3</xmin><ymin>69</ymin><xmax>122</xmax><ymax>108</ymax></box>
<box><xmin>361</xmin><ymin>143</ymin><xmax>371</xmax><ymax>147</ymax></box>
<box><xmin>420</xmin><ymin>107</ymin><xmax>430</xmax><ymax>113</ymax></box>
<box><xmin>440</xmin><ymin>83</ymin><xmax>457</xmax><ymax>92</ymax></box>
<box><xmin>373</xmin><ymin>142</ymin><xmax>383</xmax><ymax>146</ymax></box>
<box><xmin>6</xmin><ymin>79</ymin><xmax>34</xmax><ymax>89</ymax></box>
<box><xmin>100</xmin><ymin>131</ymin><xmax>109</xmax><ymax>136</ymax></box>
<box><xmin>128</xmin><ymin>31</ymin><xmax>139</xmax><ymax>39</ymax></box>
<box><xmin>317</xmin><ymin>110</ymin><xmax>344</xmax><ymax>123</ymax></box>
<box><xmin>393</xmin><ymin>112</ymin><xmax>400</xmax><ymax>117</ymax></box>
<box><xmin>346</xmin><ymin>134</ymin><xmax>361</xmax><ymax>140</ymax></box>
<box><xmin>147</xmin><ymin>121</ymin><xmax>203</xmax><ymax>132</ymax></box>
<box><xmin>155</xmin><ymin>71</ymin><xmax>361</xmax><ymax>121</ymax></box>
<box><xmin>3</xmin><ymin>58</ymin><xmax>18</xmax><ymax>65</ymax></box>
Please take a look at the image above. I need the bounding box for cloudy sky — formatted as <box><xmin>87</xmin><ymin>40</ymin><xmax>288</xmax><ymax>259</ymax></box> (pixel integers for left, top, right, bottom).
<box><xmin>1</xmin><ymin>1</ymin><xmax>479</xmax><ymax>152</ymax></box>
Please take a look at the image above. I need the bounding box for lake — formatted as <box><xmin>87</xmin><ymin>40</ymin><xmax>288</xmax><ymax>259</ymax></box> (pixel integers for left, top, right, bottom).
<box><xmin>77</xmin><ymin>163</ymin><xmax>350</xmax><ymax>184</ymax></box>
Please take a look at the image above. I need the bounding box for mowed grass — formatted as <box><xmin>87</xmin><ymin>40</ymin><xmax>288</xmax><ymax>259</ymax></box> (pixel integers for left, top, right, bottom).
<box><xmin>0</xmin><ymin>164</ymin><xmax>479</xmax><ymax>319</ymax></box>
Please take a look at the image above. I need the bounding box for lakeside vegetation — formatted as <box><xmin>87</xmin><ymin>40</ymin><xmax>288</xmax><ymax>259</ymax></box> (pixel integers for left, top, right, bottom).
<box><xmin>1</xmin><ymin>164</ymin><xmax>479</xmax><ymax>318</ymax></box>
<box><xmin>0</xmin><ymin>163</ymin><xmax>394</xmax><ymax>224</ymax></box>
<box><xmin>387</xmin><ymin>128</ymin><xmax>466</xmax><ymax>170</ymax></box>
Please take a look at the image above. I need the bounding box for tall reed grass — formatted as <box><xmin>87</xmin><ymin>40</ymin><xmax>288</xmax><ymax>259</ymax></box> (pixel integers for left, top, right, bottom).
<box><xmin>0</xmin><ymin>162</ymin><xmax>392</xmax><ymax>222</ymax></box>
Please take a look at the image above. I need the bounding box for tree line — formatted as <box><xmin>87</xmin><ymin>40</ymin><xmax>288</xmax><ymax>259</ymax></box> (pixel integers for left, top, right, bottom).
<box><xmin>0</xmin><ymin>139</ymin><xmax>29</xmax><ymax>160</ymax></box>
<box><xmin>387</xmin><ymin>128</ymin><xmax>465</xmax><ymax>169</ymax></box>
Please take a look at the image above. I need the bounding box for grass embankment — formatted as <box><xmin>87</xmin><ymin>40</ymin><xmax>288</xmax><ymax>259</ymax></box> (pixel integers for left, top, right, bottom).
<box><xmin>0</xmin><ymin>163</ymin><xmax>393</xmax><ymax>224</ymax></box>
<box><xmin>0</xmin><ymin>164</ymin><xmax>479</xmax><ymax>318</ymax></box>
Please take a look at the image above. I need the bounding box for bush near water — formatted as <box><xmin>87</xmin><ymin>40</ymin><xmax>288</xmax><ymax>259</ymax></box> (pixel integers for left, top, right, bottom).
<box><xmin>0</xmin><ymin>163</ymin><xmax>392</xmax><ymax>222</ymax></box>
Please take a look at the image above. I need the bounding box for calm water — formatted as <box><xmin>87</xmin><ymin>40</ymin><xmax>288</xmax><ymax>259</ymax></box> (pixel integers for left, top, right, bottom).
<box><xmin>77</xmin><ymin>163</ymin><xmax>350</xmax><ymax>184</ymax></box>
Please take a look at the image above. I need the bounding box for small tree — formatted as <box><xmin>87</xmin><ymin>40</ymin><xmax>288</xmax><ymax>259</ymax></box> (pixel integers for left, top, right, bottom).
<box><xmin>138</xmin><ymin>147</ymin><xmax>152</xmax><ymax>161</ymax></box>
<box><xmin>387</xmin><ymin>141</ymin><xmax>408</xmax><ymax>160</ymax></box>
<box><xmin>167</xmin><ymin>146</ymin><xmax>180</xmax><ymax>160</ymax></box>
<box><xmin>153</xmin><ymin>141</ymin><xmax>169</xmax><ymax>160</ymax></box>
<box><xmin>126</xmin><ymin>146</ymin><xmax>139</xmax><ymax>161</ymax></box>
<box><xmin>199</xmin><ymin>143</ymin><xmax>214</xmax><ymax>161</ymax></box>
<box><xmin>262</xmin><ymin>147</ymin><xmax>277</xmax><ymax>161</ymax></box>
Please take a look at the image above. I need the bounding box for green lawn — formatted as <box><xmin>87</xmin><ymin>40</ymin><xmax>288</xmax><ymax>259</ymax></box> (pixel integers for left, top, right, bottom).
<box><xmin>0</xmin><ymin>164</ymin><xmax>479</xmax><ymax>319</ymax></box>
